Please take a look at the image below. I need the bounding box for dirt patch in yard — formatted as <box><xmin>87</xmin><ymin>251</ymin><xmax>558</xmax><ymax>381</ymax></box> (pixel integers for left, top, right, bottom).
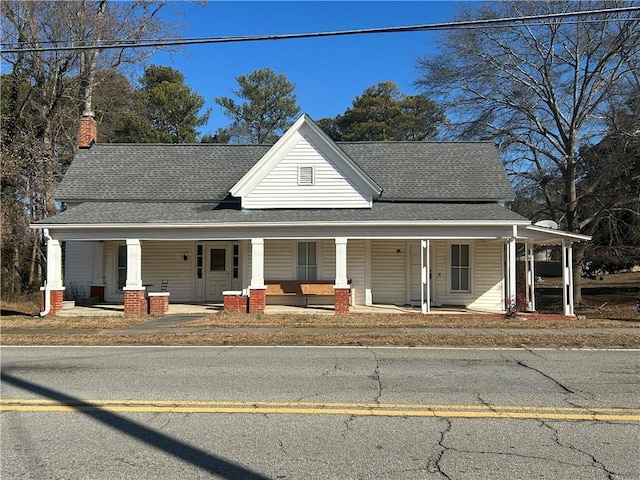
<box><xmin>538</xmin><ymin>276</ymin><xmax>639</xmax><ymax>322</ymax></box>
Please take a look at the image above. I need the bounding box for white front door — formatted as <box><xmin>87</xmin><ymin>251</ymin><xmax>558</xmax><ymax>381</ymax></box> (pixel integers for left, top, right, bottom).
<box><xmin>205</xmin><ymin>243</ymin><xmax>231</xmax><ymax>302</ymax></box>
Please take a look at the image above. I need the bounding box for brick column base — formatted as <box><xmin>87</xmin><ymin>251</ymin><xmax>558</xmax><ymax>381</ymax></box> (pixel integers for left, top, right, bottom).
<box><xmin>224</xmin><ymin>291</ymin><xmax>248</xmax><ymax>313</ymax></box>
<box><xmin>124</xmin><ymin>289</ymin><xmax>147</xmax><ymax>315</ymax></box>
<box><xmin>90</xmin><ymin>285</ymin><xmax>105</xmax><ymax>302</ymax></box>
<box><xmin>148</xmin><ymin>292</ymin><xmax>170</xmax><ymax>316</ymax></box>
<box><xmin>249</xmin><ymin>288</ymin><xmax>266</xmax><ymax>314</ymax></box>
<box><xmin>334</xmin><ymin>288</ymin><xmax>350</xmax><ymax>315</ymax></box>
<box><xmin>41</xmin><ymin>288</ymin><xmax>65</xmax><ymax>316</ymax></box>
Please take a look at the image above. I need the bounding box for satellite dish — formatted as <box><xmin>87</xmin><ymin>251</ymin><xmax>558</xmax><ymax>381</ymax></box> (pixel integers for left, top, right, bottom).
<box><xmin>534</xmin><ymin>220</ymin><xmax>559</xmax><ymax>230</ymax></box>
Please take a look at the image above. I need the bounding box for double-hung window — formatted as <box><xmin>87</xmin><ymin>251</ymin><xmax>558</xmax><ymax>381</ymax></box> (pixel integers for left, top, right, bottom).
<box><xmin>297</xmin><ymin>241</ymin><xmax>317</xmax><ymax>280</ymax></box>
<box><xmin>450</xmin><ymin>244</ymin><xmax>470</xmax><ymax>292</ymax></box>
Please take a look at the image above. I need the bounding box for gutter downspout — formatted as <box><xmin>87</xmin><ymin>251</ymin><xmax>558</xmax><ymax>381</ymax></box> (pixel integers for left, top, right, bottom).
<box><xmin>40</xmin><ymin>229</ymin><xmax>52</xmax><ymax>317</ymax></box>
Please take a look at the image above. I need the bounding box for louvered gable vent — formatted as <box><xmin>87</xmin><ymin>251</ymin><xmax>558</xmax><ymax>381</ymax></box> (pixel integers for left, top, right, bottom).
<box><xmin>298</xmin><ymin>166</ymin><xmax>314</xmax><ymax>186</ymax></box>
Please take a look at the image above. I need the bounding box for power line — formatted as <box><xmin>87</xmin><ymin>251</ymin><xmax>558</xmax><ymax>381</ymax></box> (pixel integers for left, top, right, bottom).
<box><xmin>1</xmin><ymin>6</ymin><xmax>638</xmax><ymax>54</ymax></box>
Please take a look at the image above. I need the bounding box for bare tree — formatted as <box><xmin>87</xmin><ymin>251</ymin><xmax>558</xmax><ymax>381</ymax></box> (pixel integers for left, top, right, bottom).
<box><xmin>0</xmin><ymin>0</ymin><xmax>185</xmax><ymax>294</ymax></box>
<box><xmin>415</xmin><ymin>0</ymin><xmax>640</xmax><ymax>303</ymax></box>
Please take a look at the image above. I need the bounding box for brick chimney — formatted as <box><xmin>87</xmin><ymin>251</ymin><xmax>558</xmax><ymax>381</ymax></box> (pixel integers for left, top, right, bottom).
<box><xmin>78</xmin><ymin>113</ymin><xmax>97</xmax><ymax>148</ymax></box>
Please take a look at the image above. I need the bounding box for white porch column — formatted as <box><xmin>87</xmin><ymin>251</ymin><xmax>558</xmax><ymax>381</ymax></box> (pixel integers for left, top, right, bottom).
<box><xmin>334</xmin><ymin>237</ymin><xmax>349</xmax><ymax>288</ymax></box>
<box><xmin>525</xmin><ymin>243</ymin><xmax>536</xmax><ymax>311</ymax></box>
<box><xmin>250</xmin><ymin>238</ymin><xmax>265</xmax><ymax>288</ymax></box>
<box><xmin>47</xmin><ymin>238</ymin><xmax>64</xmax><ymax>289</ymax></box>
<box><xmin>91</xmin><ymin>241</ymin><xmax>104</xmax><ymax>286</ymax></box>
<box><xmin>421</xmin><ymin>240</ymin><xmax>431</xmax><ymax>314</ymax></box>
<box><xmin>125</xmin><ymin>239</ymin><xmax>142</xmax><ymax>289</ymax></box>
<box><xmin>364</xmin><ymin>239</ymin><xmax>373</xmax><ymax>306</ymax></box>
<box><xmin>506</xmin><ymin>235</ymin><xmax>517</xmax><ymax>309</ymax></box>
<box><xmin>562</xmin><ymin>240</ymin><xmax>575</xmax><ymax>316</ymax></box>
<box><xmin>240</xmin><ymin>240</ymin><xmax>250</xmax><ymax>293</ymax></box>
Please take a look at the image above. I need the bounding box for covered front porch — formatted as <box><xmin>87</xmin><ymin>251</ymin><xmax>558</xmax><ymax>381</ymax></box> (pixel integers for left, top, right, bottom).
<box><xmin>40</xmin><ymin>223</ymin><xmax>590</xmax><ymax>317</ymax></box>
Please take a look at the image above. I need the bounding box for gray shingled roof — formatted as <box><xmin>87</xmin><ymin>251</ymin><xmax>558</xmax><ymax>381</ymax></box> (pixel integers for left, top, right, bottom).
<box><xmin>340</xmin><ymin>142</ymin><xmax>513</xmax><ymax>201</ymax></box>
<box><xmin>55</xmin><ymin>141</ymin><xmax>514</xmax><ymax>202</ymax></box>
<box><xmin>40</xmin><ymin>202</ymin><xmax>528</xmax><ymax>225</ymax></box>
<box><xmin>55</xmin><ymin>144</ymin><xmax>269</xmax><ymax>202</ymax></box>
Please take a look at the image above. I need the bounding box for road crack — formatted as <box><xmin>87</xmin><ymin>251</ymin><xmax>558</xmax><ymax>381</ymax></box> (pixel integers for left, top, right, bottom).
<box><xmin>341</xmin><ymin>414</ymin><xmax>356</xmax><ymax>440</ymax></box>
<box><xmin>427</xmin><ymin>417</ymin><xmax>452</xmax><ymax>479</ymax></box>
<box><xmin>477</xmin><ymin>394</ymin><xmax>499</xmax><ymax>414</ymax></box>
<box><xmin>540</xmin><ymin>420</ymin><xmax>617</xmax><ymax>480</ymax></box>
<box><xmin>367</xmin><ymin>348</ymin><xmax>383</xmax><ymax>403</ymax></box>
<box><xmin>513</xmin><ymin>357</ymin><xmax>594</xmax><ymax>404</ymax></box>
<box><xmin>514</xmin><ymin>359</ymin><xmax>575</xmax><ymax>394</ymax></box>
<box><xmin>524</xmin><ymin>348</ymin><xmax>547</xmax><ymax>360</ymax></box>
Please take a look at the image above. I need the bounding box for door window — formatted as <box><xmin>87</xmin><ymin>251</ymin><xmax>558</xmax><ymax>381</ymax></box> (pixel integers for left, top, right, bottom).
<box><xmin>196</xmin><ymin>244</ymin><xmax>203</xmax><ymax>279</ymax></box>
<box><xmin>210</xmin><ymin>248</ymin><xmax>226</xmax><ymax>271</ymax></box>
<box><xmin>232</xmin><ymin>244</ymin><xmax>239</xmax><ymax>279</ymax></box>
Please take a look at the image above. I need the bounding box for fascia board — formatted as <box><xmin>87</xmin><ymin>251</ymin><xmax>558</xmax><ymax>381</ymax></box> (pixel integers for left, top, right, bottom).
<box><xmin>230</xmin><ymin>115</ymin><xmax>308</xmax><ymax>197</ymax></box>
<box><xmin>32</xmin><ymin>219</ymin><xmax>530</xmax><ymax>230</ymax></box>
<box><xmin>228</xmin><ymin>136</ymin><xmax>298</xmax><ymax>197</ymax></box>
<box><xmin>301</xmin><ymin>119</ymin><xmax>382</xmax><ymax>196</ymax></box>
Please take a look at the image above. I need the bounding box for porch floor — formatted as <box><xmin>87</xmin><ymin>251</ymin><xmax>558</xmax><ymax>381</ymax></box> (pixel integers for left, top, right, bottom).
<box><xmin>54</xmin><ymin>303</ymin><xmax>493</xmax><ymax>317</ymax></box>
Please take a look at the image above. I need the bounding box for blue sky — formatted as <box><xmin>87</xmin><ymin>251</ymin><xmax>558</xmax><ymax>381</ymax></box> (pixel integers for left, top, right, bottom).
<box><xmin>152</xmin><ymin>1</ymin><xmax>463</xmax><ymax>137</ymax></box>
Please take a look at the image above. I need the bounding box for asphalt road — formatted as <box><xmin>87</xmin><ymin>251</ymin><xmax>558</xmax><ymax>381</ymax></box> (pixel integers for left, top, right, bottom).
<box><xmin>1</xmin><ymin>346</ymin><xmax>639</xmax><ymax>480</ymax></box>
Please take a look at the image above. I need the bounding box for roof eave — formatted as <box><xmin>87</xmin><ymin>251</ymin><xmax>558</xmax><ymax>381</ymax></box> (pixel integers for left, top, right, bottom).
<box><xmin>521</xmin><ymin>225</ymin><xmax>592</xmax><ymax>244</ymax></box>
<box><xmin>32</xmin><ymin>219</ymin><xmax>532</xmax><ymax>230</ymax></box>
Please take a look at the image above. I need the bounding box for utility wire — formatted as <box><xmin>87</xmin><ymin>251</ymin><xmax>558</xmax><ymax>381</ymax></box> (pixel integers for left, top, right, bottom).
<box><xmin>1</xmin><ymin>6</ymin><xmax>639</xmax><ymax>54</ymax></box>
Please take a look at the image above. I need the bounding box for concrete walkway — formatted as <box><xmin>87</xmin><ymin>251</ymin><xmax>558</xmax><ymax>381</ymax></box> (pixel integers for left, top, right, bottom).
<box><xmin>54</xmin><ymin>302</ymin><xmax>475</xmax><ymax>317</ymax></box>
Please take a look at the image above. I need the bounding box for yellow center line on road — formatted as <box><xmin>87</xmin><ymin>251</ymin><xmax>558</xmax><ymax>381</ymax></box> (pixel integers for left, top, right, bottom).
<box><xmin>2</xmin><ymin>399</ymin><xmax>639</xmax><ymax>422</ymax></box>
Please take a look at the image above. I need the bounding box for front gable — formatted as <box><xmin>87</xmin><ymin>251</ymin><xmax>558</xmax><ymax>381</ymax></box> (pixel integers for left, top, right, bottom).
<box><xmin>230</xmin><ymin>114</ymin><xmax>382</xmax><ymax>209</ymax></box>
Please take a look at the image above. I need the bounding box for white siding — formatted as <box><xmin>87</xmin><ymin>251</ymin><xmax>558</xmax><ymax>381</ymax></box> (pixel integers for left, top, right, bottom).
<box><xmin>431</xmin><ymin>240</ymin><xmax>503</xmax><ymax>312</ymax></box>
<box><xmin>371</xmin><ymin>240</ymin><xmax>407</xmax><ymax>305</ymax></box>
<box><xmin>262</xmin><ymin>239</ymin><xmax>339</xmax><ymax>281</ymax></box>
<box><xmin>102</xmin><ymin>241</ymin><xmax>194</xmax><ymax>302</ymax></box>
<box><xmin>468</xmin><ymin>241</ymin><xmax>504</xmax><ymax>312</ymax></box>
<box><xmin>104</xmin><ymin>242</ymin><xmax>121</xmax><ymax>303</ymax></box>
<box><xmin>64</xmin><ymin>241</ymin><xmax>94</xmax><ymax>298</ymax></box>
<box><xmin>347</xmin><ymin>239</ymin><xmax>366</xmax><ymax>305</ymax></box>
<box><xmin>141</xmin><ymin>241</ymin><xmax>194</xmax><ymax>302</ymax></box>
<box><xmin>260</xmin><ymin>239</ymin><xmax>367</xmax><ymax>305</ymax></box>
<box><xmin>243</xmin><ymin>137</ymin><xmax>370</xmax><ymax>209</ymax></box>
<box><xmin>260</xmin><ymin>239</ymin><xmax>341</xmax><ymax>306</ymax></box>
<box><xmin>264</xmin><ymin>240</ymin><xmax>295</xmax><ymax>279</ymax></box>
<box><xmin>321</xmin><ymin>240</ymin><xmax>335</xmax><ymax>280</ymax></box>
<box><xmin>432</xmin><ymin>242</ymin><xmax>447</xmax><ymax>306</ymax></box>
